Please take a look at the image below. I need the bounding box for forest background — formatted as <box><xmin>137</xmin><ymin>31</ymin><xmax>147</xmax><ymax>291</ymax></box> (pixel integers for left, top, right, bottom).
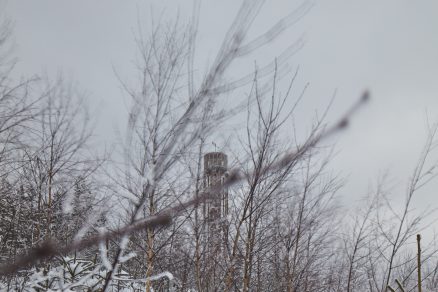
<box><xmin>1</xmin><ymin>0</ymin><xmax>438</xmax><ymax>291</ymax></box>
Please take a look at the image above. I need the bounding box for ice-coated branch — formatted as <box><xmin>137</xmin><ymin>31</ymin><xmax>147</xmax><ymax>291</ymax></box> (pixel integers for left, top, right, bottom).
<box><xmin>0</xmin><ymin>91</ymin><xmax>369</xmax><ymax>276</ymax></box>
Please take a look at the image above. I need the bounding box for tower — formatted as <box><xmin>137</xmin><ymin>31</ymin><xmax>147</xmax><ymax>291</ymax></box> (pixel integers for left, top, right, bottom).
<box><xmin>203</xmin><ymin>152</ymin><xmax>228</xmax><ymax>222</ymax></box>
<box><xmin>201</xmin><ymin>152</ymin><xmax>229</xmax><ymax>290</ymax></box>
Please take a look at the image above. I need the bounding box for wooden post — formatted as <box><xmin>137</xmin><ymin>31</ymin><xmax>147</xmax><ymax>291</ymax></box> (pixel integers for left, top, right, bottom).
<box><xmin>417</xmin><ymin>234</ymin><xmax>422</xmax><ymax>292</ymax></box>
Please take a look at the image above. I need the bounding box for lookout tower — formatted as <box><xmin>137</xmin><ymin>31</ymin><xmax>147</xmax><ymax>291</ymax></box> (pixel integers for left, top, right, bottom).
<box><xmin>203</xmin><ymin>152</ymin><xmax>228</xmax><ymax>222</ymax></box>
<box><xmin>201</xmin><ymin>152</ymin><xmax>229</xmax><ymax>290</ymax></box>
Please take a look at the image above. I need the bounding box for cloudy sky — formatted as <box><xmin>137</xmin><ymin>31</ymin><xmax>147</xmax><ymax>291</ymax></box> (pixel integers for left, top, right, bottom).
<box><xmin>3</xmin><ymin>0</ymin><xmax>438</xmax><ymax>209</ymax></box>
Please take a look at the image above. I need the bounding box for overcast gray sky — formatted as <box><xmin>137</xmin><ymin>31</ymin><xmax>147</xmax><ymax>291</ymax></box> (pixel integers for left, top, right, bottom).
<box><xmin>3</xmin><ymin>0</ymin><xmax>438</xmax><ymax>209</ymax></box>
